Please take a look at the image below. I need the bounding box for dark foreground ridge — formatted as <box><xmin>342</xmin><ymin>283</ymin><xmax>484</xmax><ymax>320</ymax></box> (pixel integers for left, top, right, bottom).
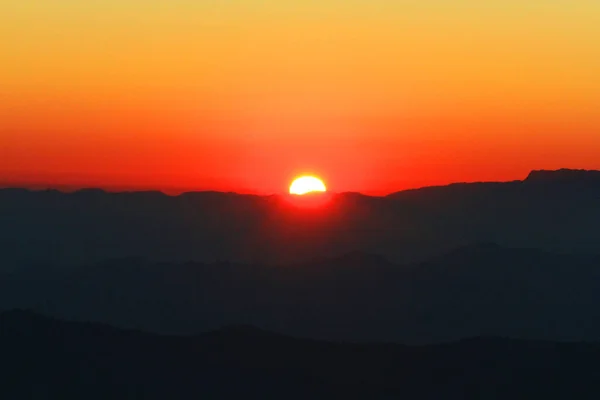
<box><xmin>2</xmin><ymin>310</ymin><xmax>600</xmax><ymax>400</ymax></box>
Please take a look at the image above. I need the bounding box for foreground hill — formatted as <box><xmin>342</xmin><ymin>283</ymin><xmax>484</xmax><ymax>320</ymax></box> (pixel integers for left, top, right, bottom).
<box><xmin>1</xmin><ymin>169</ymin><xmax>600</xmax><ymax>269</ymax></box>
<box><xmin>2</xmin><ymin>310</ymin><xmax>600</xmax><ymax>399</ymax></box>
<box><xmin>2</xmin><ymin>244</ymin><xmax>600</xmax><ymax>343</ymax></box>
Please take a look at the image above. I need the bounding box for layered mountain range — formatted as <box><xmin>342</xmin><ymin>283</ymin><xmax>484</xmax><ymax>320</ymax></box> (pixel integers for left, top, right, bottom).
<box><xmin>1</xmin><ymin>169</ymin><xmax>599</xmax><ymax>269</ymax></box>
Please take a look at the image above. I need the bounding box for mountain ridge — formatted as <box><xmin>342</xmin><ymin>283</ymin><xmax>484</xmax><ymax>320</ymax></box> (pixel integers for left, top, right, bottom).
<box><xmin>2</xmin><ymin>168</ymin><xmax>600</xmax><ymax>268</ymax></box>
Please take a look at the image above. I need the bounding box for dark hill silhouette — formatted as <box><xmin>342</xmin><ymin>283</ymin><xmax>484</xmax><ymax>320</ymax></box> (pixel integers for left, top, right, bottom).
<box><xmin>525</xmin><ymin>168</ymin><xmax>600</xmax><ymax>184</ymax></box>
<box><xmin>2</xmin><ymin>310</ymin><xmax>600</xmax><ymax>399</ymax></box>
<box><xmin>2</xmin><ymin>244</ymin><xmax>600</xmax><ymax>343</ymax></box>
<box><xmin>1</xmin><ymin>169</ymin><xmax>600</xmax><ymax>271</ymax></box>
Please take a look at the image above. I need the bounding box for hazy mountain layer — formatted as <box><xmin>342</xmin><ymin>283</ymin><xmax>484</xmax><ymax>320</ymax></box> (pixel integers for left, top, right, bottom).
<box><xmin>2</xmin><ymin>244</ymin><xmax>600</xmax><ymax>343</ymax></box>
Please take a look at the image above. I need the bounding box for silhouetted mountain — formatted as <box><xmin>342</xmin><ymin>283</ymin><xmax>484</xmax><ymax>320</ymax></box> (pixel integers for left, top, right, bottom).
<box><xmin>2</xmin><ymin>310</ymin><xmax>600</xmax><ymax>399</ymax></box>
<box><xmin>525</xmin><ymin>168</ymin><xmax>600</xmax><ymax>184</ymax></box>
<box><xmin>1</xmin><ymin>169</ymin><xmax>600</xmax><ymax>271</ymax></box>
<box><xmin>2</xmin><ymin>244</ymin><xmax>600</xmax><ymax>343</ymax></box>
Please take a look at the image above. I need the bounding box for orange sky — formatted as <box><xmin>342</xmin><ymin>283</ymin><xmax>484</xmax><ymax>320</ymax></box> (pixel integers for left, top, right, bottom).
<box><xmin>1</xmin><ymin>1</ymin><xmax>600</xmax><ymax>194</ymax></box>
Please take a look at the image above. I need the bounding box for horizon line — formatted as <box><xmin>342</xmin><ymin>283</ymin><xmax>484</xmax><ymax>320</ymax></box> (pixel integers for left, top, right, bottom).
<box><xmin>1</xmin><ymin>168</ymin><xmax>598</xmax><ymax>198</ymax></box>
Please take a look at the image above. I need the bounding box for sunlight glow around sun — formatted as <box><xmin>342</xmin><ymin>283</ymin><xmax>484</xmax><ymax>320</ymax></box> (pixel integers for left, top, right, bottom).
<box><xmin>289</xmin><ymin>176</ymin><xmax>327</xmax><ymax>195</ymax></box>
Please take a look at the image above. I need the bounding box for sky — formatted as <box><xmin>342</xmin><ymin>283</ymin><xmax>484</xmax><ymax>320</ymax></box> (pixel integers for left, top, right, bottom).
<box><xmin>1</xmin><ymin>0</ymin><xmax>600</xmax><ymax>194</ymax></box>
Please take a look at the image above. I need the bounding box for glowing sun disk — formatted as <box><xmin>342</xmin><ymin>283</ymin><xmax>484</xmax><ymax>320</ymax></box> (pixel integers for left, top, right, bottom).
<box><xmin>289</xmin><ymin>176</ymin><xmax>327</xmax><ymax>195</ymax></box>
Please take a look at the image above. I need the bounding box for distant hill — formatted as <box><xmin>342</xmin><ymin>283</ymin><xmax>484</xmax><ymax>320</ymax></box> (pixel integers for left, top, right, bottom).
<box><xmin>1</xmin><ymin>169</ymin><xmax>600</xmax><ymax>270</ymax></box>
<box><xmin>525</xmin><ymin>168</ymin><xmax>600</xmax><ymax>184</ymax></box>
<box><xmin>2</xmin><ymin>244</ymin><xmax>600</xmax><ymax>343</ymax></box>
<box><xmin>2</xmin><ymin>309</ymin><xmax>600</xmax><ymax>399</ymax></box>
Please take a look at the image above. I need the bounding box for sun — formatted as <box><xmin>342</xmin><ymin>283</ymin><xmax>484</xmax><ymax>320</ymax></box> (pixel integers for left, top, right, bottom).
<box><xmin>289</xmin><ymin>176</ymin><xmax>327</xmax><ymax>195</ymax></box>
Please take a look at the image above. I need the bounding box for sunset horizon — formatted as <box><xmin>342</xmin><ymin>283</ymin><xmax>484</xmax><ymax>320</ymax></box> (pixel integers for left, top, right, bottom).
<box><xmin>3</xmin><ymin>1</ymin><xmax>600</xmax><ymax>195</ymax></box>
<box><xmin>3</xmin><ymin>2</ymin><xmax>600</xmax><ymax>393</ymax></box>
<box><xmin>0</xmin><ymin>0</ymin><xmax>600</xmax><ymax>400</ymax></box>
<box><xmin>1</xmin><ymin>167</ymin><xmax>597</xmax><ymax>197</ymax></box>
